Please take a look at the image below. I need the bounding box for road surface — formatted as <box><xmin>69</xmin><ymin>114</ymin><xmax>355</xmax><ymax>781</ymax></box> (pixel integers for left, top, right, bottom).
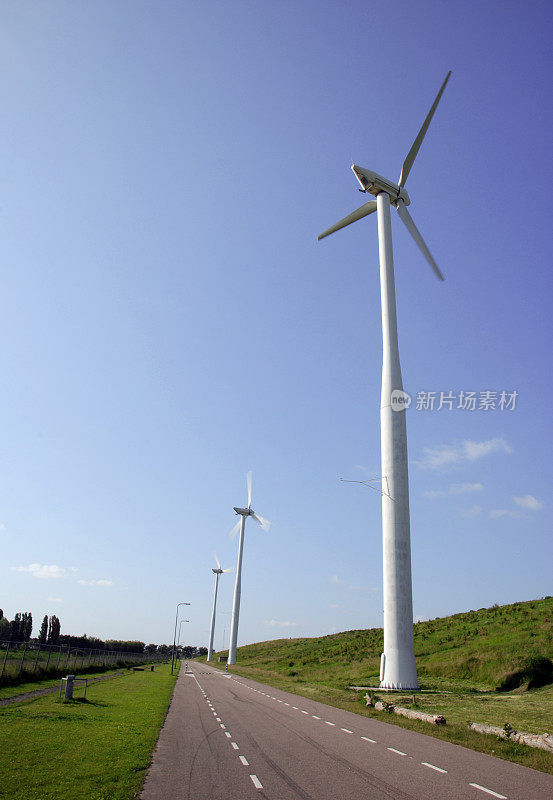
<box><xmin>140</xmin><ymin>662</ymin><xmax>553</xmax><ymax>800</ymax></box>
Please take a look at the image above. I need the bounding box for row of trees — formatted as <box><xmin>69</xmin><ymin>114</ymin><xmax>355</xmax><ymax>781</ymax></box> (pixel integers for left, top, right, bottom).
<box><xmin>0</xmin><ymin>611</ymin><xmax>207</xmax><ymax>655</ymax></box>
<box><xmin>0</xmin><ymin>610</ymin><xmax>33</xmax><ymax>642</ymax></box>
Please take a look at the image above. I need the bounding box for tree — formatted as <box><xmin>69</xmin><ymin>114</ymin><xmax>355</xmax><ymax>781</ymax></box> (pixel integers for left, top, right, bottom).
<box><xmin>145</xmin><ymin>643</ymin><xmax>158</xmax><ymax>654</ymax></box>
<box><xmin>39</xmin><ymin>615</ymin><xmax>48</xmax><ymax>644</ymax></box>
<box><xmin>23</xmin><ymin>612</ymin><xmax>33</xmax><ymax>641</ymax></box>
<box><xmin>48</xmin><ymin>615</ymin><xmax>61</xmax><ymax>645</ymax></box>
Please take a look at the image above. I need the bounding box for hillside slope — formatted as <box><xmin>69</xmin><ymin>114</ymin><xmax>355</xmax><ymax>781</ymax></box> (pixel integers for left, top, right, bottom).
<box><xmin>217</xmin><ymin>596</ymin><xmax>553</xmax><ymax>691</ymax></box>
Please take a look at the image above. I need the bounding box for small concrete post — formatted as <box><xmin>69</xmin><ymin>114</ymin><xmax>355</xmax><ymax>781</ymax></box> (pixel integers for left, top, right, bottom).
<box><xmin>64</xmin><ymin>675</ymin><xmax>75</xmax><ymax>699</ymax></box>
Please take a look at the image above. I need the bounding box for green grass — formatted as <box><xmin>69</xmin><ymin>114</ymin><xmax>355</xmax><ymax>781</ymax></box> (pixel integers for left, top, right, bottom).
<box><xmin>0</xmin><ymin>662</ymin><xmax>178</xmax><ymax>800</ymax></box>
<box><xmin>0</xmin><ymin>666</ymin><xmax>131</xmax><ymax>702</ymax></box>
<box><xmin>207</xmin><ymin>596</ymin><xmax>553</xmax><ymax>774</ymax></box>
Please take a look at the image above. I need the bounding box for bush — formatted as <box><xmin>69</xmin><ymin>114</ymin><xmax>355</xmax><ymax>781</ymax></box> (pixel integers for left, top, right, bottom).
<box><xmin>496</xmin><ymin>656</ymin><xmax>553</xmax><ymax>692</ymax></box>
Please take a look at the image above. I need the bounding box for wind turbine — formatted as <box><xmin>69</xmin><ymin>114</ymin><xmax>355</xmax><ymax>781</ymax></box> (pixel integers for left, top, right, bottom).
<box><xmin>227</xmin><ymin>471</ymin><xmax>271</xmax><ymax>665</ymax></box>
<box><xmin>318</xmin><ymin>72</ymin><xmax>451</xmax><ymax>690</ymax></box>
<box><xmin>207</xmin><ymin>553</ymin><xmax>232</xmax><ymax>662</ymax></box>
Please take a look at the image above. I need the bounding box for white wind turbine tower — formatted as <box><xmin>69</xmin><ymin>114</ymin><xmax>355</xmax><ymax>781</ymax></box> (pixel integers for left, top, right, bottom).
<box><xmin>227</xmin><ymin>471</ymin><xmax>271</xmax><ymax>665</ymax></box>
<box><xmin>207</xmin><ymin>553</ymin><xmax>232</xmax><ymax>662</ymax></box>
<box><xmin>318</xmin><ymin>72</ymin><xmax>451</xmax><ymax>690</ymax></box>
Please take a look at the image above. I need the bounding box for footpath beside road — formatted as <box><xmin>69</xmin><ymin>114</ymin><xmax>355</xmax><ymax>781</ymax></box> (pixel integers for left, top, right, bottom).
<box><xmin>0</xmin><ymin>670</ymin><xmax>126</xmax><ymax>707</ymax></box>
<box><xmin>140</xmin><ymin>662</ymin><xmax>553</xmax><ymax>800</ymax></box>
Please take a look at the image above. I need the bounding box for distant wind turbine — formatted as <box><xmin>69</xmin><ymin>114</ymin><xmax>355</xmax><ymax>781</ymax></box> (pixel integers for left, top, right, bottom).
<box><xmin>318</xmin><ymin>72</ymin><xmax>452</xmax><ymax>689</ymax></box>
<box><xmin>207</xmin><ymin>553</ymin><xmax>232</xmax><ymax>662</ymax></box>
<box><xmin>227</xmin><ymin>471</ymin><xmax>271</xmax><ymax>665</ymax></box>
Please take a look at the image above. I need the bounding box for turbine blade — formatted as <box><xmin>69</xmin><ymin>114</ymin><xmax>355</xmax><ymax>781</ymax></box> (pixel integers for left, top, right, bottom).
<box><xmin>229</xmin><ymin>519</ymin><xmax>241</xmax><ymax>540</ymax></box>
<box><xmin>214</xmin><ymin>551</ymin><xmax>221</xmax><ymax>569</ymax></box>
<box><xmin>396</xmin><ymin>201</ymin><xmax>444</xmax><ymax>281</ymax></box>
<box><xmin>246</xmin><ymin>470</ymin><xmax>252</xmax><ymax>508</ymax></box>
<box><xmin>317</xmin><ymin>201</ymin><xmax>377</xmax><ymax>240</ymax></box>
<box><xmin>252</xmin><ymin>513</ymin><xmax>271</xmax><ymax>532</ymax></box>
<box><xmin>398</xmin><ymin>71</ymin><xmax>451</xmax><ymax>188</ymax></box>
<box><xmin>222</xmin><ymin>567</ymin><xmax>233</xmax><ymax>573</ymax></box>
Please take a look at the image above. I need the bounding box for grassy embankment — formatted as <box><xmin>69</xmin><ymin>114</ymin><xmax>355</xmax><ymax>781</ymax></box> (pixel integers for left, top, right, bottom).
<box><xmin>0</xmin><ymin>661</ymin><xmax>178</xmax><ymax>800</ymax></box>
<box><xmin>209</xmin><ymin>597</ymin><xmax>553</xmax><ymax>773</ymax></box>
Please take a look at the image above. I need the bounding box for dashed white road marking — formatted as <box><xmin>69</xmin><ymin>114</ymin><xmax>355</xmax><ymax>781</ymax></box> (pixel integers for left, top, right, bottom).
<box><xmin>361</xmin><ymin>736</ymin><xmax>376</xmax><ymax>743</ymax></box>
<box><xmin>312</xmin><ymin>715</ymin><xmax>320</xmax><ymax>719</ymax></box>
<box><xmin>301</xmin><ymin>710</ymin><xmax>309</xmax><ymax>714</ymax></box>
<box><xmin>469</xmin><ymin>784</ymin><xmax>507</xmax><ymax>799</ymax></box>
<box><xmin>220</xmin><ymin>724</ymin><xmax>226</xmax><ymax>729</ymax></box>
<box><xmin>325</xmin><ymin>721</ymin><xmax>335</xmax><ymax>726</ymax></box>
<box><xmin>341</xmin><ymin>728</ymin><xmax>353</xmax><ymax>734</ymax></box>
<box><xmin>216</xmin><ymin>717</ymin><xmax>221</xmax><ymax>722</ymax></box>
<box><xmin>239</xmin><ymin>756</ymin><xmax>249</xmax><ymax>766</ymax></box>
<box><xmin>250</xmin><ymin>774</ymin><xmax>263</xmax><ymax>789</ymax></box>
<box><xmin>388</xmin><ymin>747</ymin><xmax>407</xmax><ymax>756</ymax></box>
<box><xmin>231</xmin><ymin>742</ymin><xmax>239</xmax><ymax>750</ymax></box>
<box><xmin>284</xmin><ymin>702</ymin><xmax>290</xmax><ymax>706</ymax></box>
<box><xmin>422</xmin><ymin>762</ymin><xmax>447</xmax><ymax>774</ymax></box>
<box><xmin>225</xmin><ymin>732</ymin><xmax>232</xmax><ymax>738</ymax></box>
<box><xmin>292</xmin><ymin>706</ymin><xmax>299</xmax><ymax>710</ymax></box>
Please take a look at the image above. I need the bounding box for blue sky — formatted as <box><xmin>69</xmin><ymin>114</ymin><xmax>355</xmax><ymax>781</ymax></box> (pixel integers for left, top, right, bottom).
<box><xmin>1</xmin><ymin>1</ymin><xmax>551</xmax><ymax>649</ymax></box>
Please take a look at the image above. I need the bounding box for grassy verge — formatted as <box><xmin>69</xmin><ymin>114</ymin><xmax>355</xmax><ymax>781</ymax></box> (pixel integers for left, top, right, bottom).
<box><xmin>0</xmin><ymin>661</ymin><xmax>178</xmax><ymax>800</ymax></box>
<box><xmin>206</xmin><ymin>660</ymin><xmax>553</xmax><ymax>775</ymax></box>
<box><xmin>0</xmin><ymin>667</ymin><xmax>129</xmax><ymax>702</ymax></box>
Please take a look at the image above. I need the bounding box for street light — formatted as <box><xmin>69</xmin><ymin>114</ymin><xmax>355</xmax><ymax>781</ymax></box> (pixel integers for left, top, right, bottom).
<box><xmin>171</xmin><ymin>602</ymin><xmax>190</xmax><ymax>674</ymax></box>
<box><xmin>177</xmin><ymin>619</ymin><xmax>190</xmax><ymax>656</ymax></box>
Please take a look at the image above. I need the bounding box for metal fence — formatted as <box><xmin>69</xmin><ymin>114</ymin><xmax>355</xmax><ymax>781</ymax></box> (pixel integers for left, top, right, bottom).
<box><xmin>0</xmin><ymin>640</ymin><xmax>157</xmax><ymax>683</ymax></box>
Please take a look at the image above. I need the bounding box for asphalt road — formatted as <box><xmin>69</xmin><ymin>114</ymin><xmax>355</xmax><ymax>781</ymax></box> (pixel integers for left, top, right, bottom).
<box><xmin>140</xmin><ymin>662</ymin><xmax>553</xmax><ymax>800</ymax></box>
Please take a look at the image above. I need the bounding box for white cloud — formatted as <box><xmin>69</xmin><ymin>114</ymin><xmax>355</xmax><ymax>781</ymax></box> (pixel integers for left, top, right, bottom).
<box><xmin>450</xmin><ymin>482</ymin><xmax>484</xmax><ymax>494</ymax></box>
<box><xmin>47</xmin><ymin>597</ymin><xmax>63</xmax><ymax>603</ymax></box>
<box><xmin>489</xmin><ymin>509</ymin><xmax>522</xmax><ymax>519</ymax></box>
<box><xmin>265</xmin><ymin>619</ymin><xmax>297</xmax><ymax>628</ymax></box>
<box><xmin>11</xmin><ymin>563</ymin><xmax>66</xmax><ymax>579</ymax></box>
<box><xmin>459</xmin><ymin>505</ymin><xmax>482</xmax><ymax>517</ymax></box>
<box><xmin>328</xmin><ymin>603</ymin><xmax>340</xmax><ymax>609</ymax></box>
<box><xmin>0</xmin><ymin>523</ymin><xmax>5</xmax><ymax>532</ymax></box>
<box><xmin>417</xmin><ymin>438</ymin><xmax>512</xmax><ymax>470</ymax></box>
<box><xmin>330</xmin><ymin>574</ymin><xmax>340</xmax><ymax>584</ymax></box>
<box><xmin>424</xmin><ymin>483</ymin><xmax>483</xmax><ymax>499</ymax></box>
<box><xmin>77</xmin><ymin>579</ymin><xmax>114</xmax><ymax>587</ymax></box>
<box><xmin>514</xmin><ymin>495</ymin><xmax>544</xmax><ymax>511</ymax></box>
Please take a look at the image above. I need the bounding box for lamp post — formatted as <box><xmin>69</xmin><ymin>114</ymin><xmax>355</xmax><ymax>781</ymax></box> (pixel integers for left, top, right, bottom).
<box><xmin>177</xmin><ymin>619</ymin><xmax>190</xmax><ymax>660</ymax></box>
<box><xmin>171</xmin><ymin>602</ymin><xmax>190</xmax><ymax>675</ymax></box>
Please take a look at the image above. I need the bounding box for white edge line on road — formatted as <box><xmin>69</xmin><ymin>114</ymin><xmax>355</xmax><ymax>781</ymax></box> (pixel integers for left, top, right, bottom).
<box><xmin>231</xmin><ymin>742</ymin><xmax>239</xmax><ymax>750</ymax></box>
<box><xmin>341</xmin><ymin>728</ymin><xmax>353</xmax><ymax>733</ymax></box>
<box><xmin>239</xmin><ymin>756</ymin><xmax>249</xmax><ymax>766</ymax></box>
<box><xmin>387</xmin><ymin>747</ymin><xmax>407</xmax><ymax>756</ymax></box>
<box><xmin>469</xmin><ymin>783</ymin><xmax>507</xmax><ymax>799</ymax></box>
<box><xmin>422</xmin><ymin>762</ymin><xmax>447</xmax><ymax>774</ymax></box>
<box><xmin>250</xmin><ymin>775</ymin><xmax>263</xmax><ymax>789</ymax></box>
<box><xmin>225</xmin><ymin>732</ymin><xmax>232</xmax><ymax>738</ymax></box>
<box><xmin>325</xmin><ymin>721</ymin><xmax>335</xmax><ymax>726</ymax></box>
<box><xmin>361</xmin><ymin>736</ymin><xmax>376</xmax><ymax>743</ymax></box>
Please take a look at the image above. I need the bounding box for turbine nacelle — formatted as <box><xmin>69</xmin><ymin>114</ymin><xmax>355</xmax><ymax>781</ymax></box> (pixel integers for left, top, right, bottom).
<box><xmin>233</xmin><ymin>506</ymin><xmax>253</xmax><ymax>516</ymax></box>
<box><xmin>352</xmin><ymin>165</ymin><xmax>410</xmax><ymax>206</ymax></box>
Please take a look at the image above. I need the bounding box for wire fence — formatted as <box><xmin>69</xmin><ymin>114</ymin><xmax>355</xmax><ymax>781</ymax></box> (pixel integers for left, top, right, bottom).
<box><xmin>0</xmin><ymin>640</ymin><xmax>159</xmax><ymax>684</ymax></box>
